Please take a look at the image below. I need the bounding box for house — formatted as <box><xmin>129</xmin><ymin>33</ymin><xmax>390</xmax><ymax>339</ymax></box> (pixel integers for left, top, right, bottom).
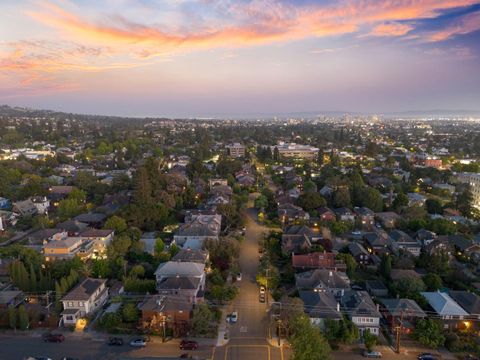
<box><xmin>43</xmin><ymin>237</ymin><xmax>94</xmax><ymax>261</ymax></box>
<box><xmin>56</xmin><ymin>220</ymin><xmax>89</xmax><ymax>236</ymax></box>
<box><xmin>354</xmin><ymin>207</ymin><xmax>375</xmax><ymax>229</ymax></box>
<box><xmin>421</xmin><ymin>291</ymin><xmax>468</xmax><ymax>329</ymax></box>
<box><xmin>379</xmin><ymin>298</ymin><xmax>426</xmax><ymax>334</ymax></box>
<box><xmin>73</xmin><ymin>213</ymin><xmax>106</xmax><ymax>228</ymax></box>
<box><xmin>0</xmin><ymin>290</ymin><xmax>25</xmax><ymax>309</ymax></box>
<box><xmin>281</xmin><ymin>225</ymin><xmax>317</xmax><ymax>255</ymax></box>
<box><xmin>0</xmin><ymin>197</ymin><xmax>11</xmax><ymax>210</ymax></box>
<box><xmin>375</xmin><ymin>212</ymin><xmax>400</xmax><ymax>229</ymax></box>
<box><xmin>295</xmin><ymin>269</ymin><xmax>350</xmax><ymax>297</ymax></box>
<box><xmin>154</xmin><ymin>261</ymin><xmax>205</xmax><ymax>293</ymax></box>
<box><xmin>79</xmin><ymin>228</ymin><xmax>114</xmax><ymax>253</ymax></box>
<box><xmin>451</xmin><ymin>235</ymin><xmax>480</xmax><ymax>260</ymax></box>
<box><xmin>365</xmin><ymin>280</ymin><xmax>389</xmax><ymax>297</ymax></box>
<box><xmin>226</xmin><ymin>143</ymin><xmax>246</xmax><ymax>158</ymax></box>
<box><xmin>30</xmin><ymin>196</ymin><xmax>50</xmax><ymax>215</ymax></box>
<box><xmin>407</xmin><ymin>193</ymin><xmax>427</xmax><ymax>207</ymax></box>
<box><xmin>424</xmin><ymin>235</ymin><xmax>454</xmax><ymax>257</ymax></box>
<box><xmin>138</xmin><ymin>295</ymin><xmax>193</xmax><ymax>337</ymax></box>
<box><xmin>61</xmin><ymin>278</ymin><xmax>108</xmax><ymax>326</ymax></box>
<box><xmin>364</xmin><ymin>231</ymin><xmax>389</xmax><ymax>254</ymax></box>
<box><xmin>389</xmin><ymin>230</ymin><xmax>421</xmax><ymax>257</ymax></box>
<box><xmin>348</xmin><ymin>242</ymin><xmax>370</xmax><ymax>266</ymax></box>
<box><xmin>208</xmin><ymin>179</ymin><xmax>228</xmax><ymax>188</ymax></box>
<box><xmin>340</xmin><ymin>290</ymin><xmax>381</xmax><ymax>335</ymax></box>
<box><xmin>299</xmin><ymin>290</ymin><xmax>342</xmax><ymax>327</ymax></box>
<box><xmin>49</xmin><ymin>186</ymin><xmax>74</xmax><ymax>202</ymax></box>
<box><xmin>174</xmin><ymin>214</ymin><xmax>221</xmax><ymax>249</ymax></box>
<box><xmin>24</xmin><ymin>228</ymin><xmax>67</xmax><ymax>245</ymax></box>
<box><xmin>448</xmin><ymin>291</ymin><xmax>480</xmax><ymax>321</ymax></box>
<box><xmin>414</xmin><ymin>229</ymin><xmax>436</xmax><ymax>246</ymax></box>
<box><xmin>12</xmin><ymin>199</ymin><xmax>37</xmax><ymax>217</ymax></box>
<box><xmin>292</xmin><ymin>252</ymin><xmax>346</xmax><ymax>272</ymax></box>
<box><xmin>278</xmin><ymin>204</ymin><xmax>309</xmax><ymax>224</ymax></box>
<box><xmin>140</xmin><ymin>232</ymin><xmax>157</xmax><ymax>255</ymax></box>
<box><xmin>390</xmin><ymin>269</ymin><xmax>422</xmax><ymax>281</ymax></box>
<box><xmin>172</xmin><ymin>248</ymin><xmax>209</xmax><ymax>264</ymax></box>
<box><xmin>317</xmin><ymin>207</ymin><xmax>336</xmax><ymax>222</ymax></box>
<box><xmin>157</xmin><ymin>276</ymin><xmax>204</xmax><ymax>303</ymax></box>
<box><xmin>334</xmin><ymin>208</ymin><xmax>356</xmax><ymax>222</ymax></box>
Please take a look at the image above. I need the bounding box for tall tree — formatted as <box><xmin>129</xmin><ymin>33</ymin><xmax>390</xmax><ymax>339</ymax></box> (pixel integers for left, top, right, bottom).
<box><xmin>290</xmin><ymin>314</ymin><xmax>331</xmax><ymax>360</ymax></box>
<box><xmin>18</xmin><ymin>305</ymin><xmax>29</xmax><ymax>330</ymax></box>
<box><xmin>8</xmin><ymin>305</ymin><xmax>17</xmax><ymax>330</ymax></box>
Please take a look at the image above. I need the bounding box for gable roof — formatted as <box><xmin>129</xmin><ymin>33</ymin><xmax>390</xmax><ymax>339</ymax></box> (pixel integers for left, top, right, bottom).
<box><xmin>379</xmin><ymin>298</ymin><xmax>426</xmax><ymax>317</ymax></box>
<box><xmin>158</xmin><ymin>276</ymin><xmax>200</xmax><ymax>290</ymax></box>
<box><xmin>421</xmin><ymin>291</ymin><xmax>469</xmax><ymax>317</ymax></box>
<box><xmin>154</xmin><ymin>261</ymin><xmax>205</xmax><ymax>277</ymax></box>
<box><xmin>295</xmin><ymin>269</ymin><xmax>350</xmax><ymax>290</ymax></box>
<box><xmin>172</xmin><ymin>248</ymin><xmax>208</xmax><ymax>263</ymax></box>
<box><xmin>62</xmin><ymin>278</ymin><xmax>107</xmax><ymax>301</ymax></box>
<box><xmin>341</xmin><ymin>290</ymin><xmax>381</xmax><ymax>318</ymax></box>
<box><xmin>299</xmin><ymin>290</ymin><xmax>342</xmax><ymax>320</ymax></box>
<box><xmin>448</xmin><ymin>291</ymin><xmax>480</xmax><ymax>315</ymax></box>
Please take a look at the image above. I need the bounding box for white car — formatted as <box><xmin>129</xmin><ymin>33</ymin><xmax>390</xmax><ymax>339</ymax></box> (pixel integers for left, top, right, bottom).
<box><xmin>130</xmin><ymin>338</ymin><xmax>147</xmax><ymax>347</ymax></box>
<box><xmin>230</xmin><ymin>311</ymin><xmax>238</xmax><ymax>323</ymax></box>
<box><xmin>236</xmin><ymin>273</ymin><xmax>242</xmax><ymax>281</ymax></box>
<box><xmin>259</xmin><ymin>286</ymin><xmax>266</xmax><ymax>294</ymax></box>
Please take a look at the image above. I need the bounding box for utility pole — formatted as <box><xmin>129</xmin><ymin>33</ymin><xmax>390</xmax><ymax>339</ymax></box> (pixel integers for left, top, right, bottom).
<box><xmin>265</xmin><ymin>268</ymin><xmax>270</xmax><ymax>307</ymax></box>
<box><xmin>395</xmin><ymin>309</ymin><xmax>405</xmax><ymax>353</ymax></box>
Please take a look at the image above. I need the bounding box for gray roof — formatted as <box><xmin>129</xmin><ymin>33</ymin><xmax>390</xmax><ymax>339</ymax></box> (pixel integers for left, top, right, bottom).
<box><xmin>299</xmin><ymin>290</ymin><xmax>342</xmax><ymax>320</ymax></box>
<box><xmin>379</xmin><ymin>298</ymin><xmax>426</xmax><ymax>317</ymax></box>
<box><xmin>295</xmin><ymin>269</ymin><xmax>350</xmax><ymax>290</ymax></box>
<box><xmin>172</xmin><ymin>248</ymin><xmax>208</xmax><ymax>263</ymax></box>
<box><xmin>155</xmin><ymin>261</ymin><xmax>205</xmax><ymax>277</ymax></box>
<box><xmin>341</xmin><ymin>290</ymin><xmax>381</xmax><ymax>318</ymax></box>
<box><xmin>62</xmin><ymin>278</ymin><xmax>107</xmax><ymax>301</ymax></box>
<box><xmin>158</xmin><ymin>276</ymin><xmax>200</xmax><ymax>290</ymax></box>
<box><xmin>421</xmin><ymin>291</ymin><xmax>469</xmax><ymax>317</ymax></box>
<box><xmin>448</xmin><ymin>291</ymin><xmax>480</xmax><ymax>315</ymax></box>
<box><xmin>348</xmin><ymin>242</ymin><xmax>369</xmax><ymax>257</ymax></box>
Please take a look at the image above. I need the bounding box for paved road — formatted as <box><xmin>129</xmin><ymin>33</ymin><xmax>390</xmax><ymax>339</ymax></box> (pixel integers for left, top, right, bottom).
<box><xmin>0</xmin><ymin>334</ymin><xmax>215</xmax><ymax>360</ymax></box>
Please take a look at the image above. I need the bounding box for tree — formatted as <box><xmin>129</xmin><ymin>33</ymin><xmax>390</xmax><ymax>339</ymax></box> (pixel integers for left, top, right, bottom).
<box><xmin>297</xmin><ymin>192</ymin><xmax>326</xmax><ymax>212</ymax></box>
<box><xmin>413</xmin><ymin>318</ymin><xmax>445</xmax><ymax>349</ymax></box>
<box><xmin>254</xmin><ymin>195</ymin><xmax>269</xmax><ymax>210</ymax></box>
<box><xmin>392</xmin><ymin>192</ymin><xmax>408</xmax><ymax>211</ymax></box>
<box><xmin>380</xmin><ymin>254</ymin><xmax>392</xmax><ymax>279</ymax></box>
<box><xmin>104</xmin><ymin>215</ymin><xmax>127</xmax><ymax>234</ymax></box>
<box><xmin>18</xmin><ymin>305</ymin><xmax>29</xmax><ymax>330</ymax></box>
<box><xmin>129</xmin><ymin>264</ymin><xmax>145</xmax><ymax>278</ymax></box>
<box><xmin>303</xmin><ymin>180</ymin><xmax>317</xmax><ymax>193</ymax></box>
<box><xmin>363</xmin><ymin>329</ymin><xmax>377</xmax><ymax>352</ymax></box>
<box><xmin>8</xmin><ymin>305</ymin><xmax>16</xmax><ymax>330</ymax></box>
<box><xmin>394</xmin><ymin>277</ymin><xmax>425</xmax><ymax>298</ymax></box>
<box><xmin>456</xmin><ymin>186</ymin><xmax>474</xmax><ymax>217</ymax></box>
<box><xmin>57</xmin><ymin>198</ymin><xmax>84</xmax><ymax>221</ymax></box>
<box><xmin>426</xmin><ymin>199</ymin><xmax>443</xmax><ymax>214</ymax></box>
<box><xmin>336</xmin><ymin>253</ymin><xmax>357</xmax><ymax>277</ymax></box>
<box><xmin>92</xmin><ymin>259</ymin><xmax>110</xmax><ymax>278</ymax></box>
<box><xmin>423</xmin><ymin>273</ymin><xmax>443</xmax><ymax>291</ymax></box>
<box><xmin>333</xmin><ymin>187</ymin><xmax>351</xmax><ymax>208</ymax></box>
<box><xmin>154</xmin><ymin>237</ymin><xmax>165</xmax><ymax>256</ymax></box>
<box><xmin>290</xmin><ymin>314</ymin><xmax>331</xmax><ymax>360</ymax></box>
<box><xmin>122</xmin><ymin>303</ymin><xmax>139</xmax><ymax>323</ymax></box>
<box><xmin>169</xmin><ymin>243</ymin><xmax>180</xmax><ymax>257</ymax></box>
<box><xmin>192</xmin><ymin>303</ymin><xmax>213</xmax><ymax>336</ymax></box>
<box><xmin>273</xmin><ymin>147</ymin><xmax>280</xmax><ymax>162</ymax></box>
<box><xmin>361</xmin><ymin>188</ymin><xmax>384</xmax><ymax>212</ymax></box>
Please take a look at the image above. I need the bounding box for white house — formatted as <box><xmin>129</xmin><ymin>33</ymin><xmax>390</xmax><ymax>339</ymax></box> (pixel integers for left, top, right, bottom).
<box><xmin>61</xmin><ymin>278</ymin><xmax>108</xmax><ymax>326</ymax></box>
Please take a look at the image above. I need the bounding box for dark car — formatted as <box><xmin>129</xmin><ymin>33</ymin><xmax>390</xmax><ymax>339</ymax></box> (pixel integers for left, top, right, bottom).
<box><xmin>43</xmin><ymin>333</ymin><xmax>65</xmax><ymax>343</ymax></box>
<box><xmin>417</xmin><ymin>354</ymin><xmax>438</xmax><ymax>360</ymax></box>
<box><xmin>179</xmin><ymin>340</ymin><xmax>198</xmax><ymax>350</ymax></box>
<box><xmin>108</xmin><ymin>337</ymin><xmax>124</xmax><ymax>346</ymax></box>
<box><xmin>259</xmin><ymin>293</ymin><xmax>266</xmax><ymax>303</ymax></box>
<box><xmin>180</xmin><ymin>354</ymin><xmax>192</xmax><ymax>359</ymax></box>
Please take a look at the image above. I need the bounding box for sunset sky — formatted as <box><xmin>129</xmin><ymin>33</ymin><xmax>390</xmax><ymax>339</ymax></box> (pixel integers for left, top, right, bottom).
<box><xmin>1</xmin><ymin>0</ymin><xmax>480</xmax><ymax>117</ymax></box>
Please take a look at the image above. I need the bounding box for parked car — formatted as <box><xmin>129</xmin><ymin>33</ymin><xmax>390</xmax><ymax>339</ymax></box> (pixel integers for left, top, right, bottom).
<box><xmin>236</xmin><ymin>273</ymin><xmax>242</xmax><ymax>281</ymax></box>
<box><xmin>259</xmin><ymin>293</ymin><xmax>266</xmax><ymax>303</ymax></box>
<box><xmin>230</xmin><ymin>311</ymin><xmax>238</xmax><ymax>323</ymax></box>
<box><xmin>130</xmin><ymin>338</ymin><xmax>147</xmax><ymax>347</ymax></box>
<box><xmin>43</xmin><ymin>333</ymin><xmax>65</xmax><ymax>343</ymax></box>
<box><xmin>259</xmin><ymin>285</ymin><xmax>266</xmax><ymax>294</ymax></box>
<box><xmin>25</xmin><ymin>357</ymin><xmax>53</xmax><ymax>360</ymax></box>
<box><xmin>417</xmin><ymin>354</ymin><xmax>438</xmax><ymax>360</ymax></box>
<box><xmin>363</xmin><ymin>350</ymin><xmax>382</xmax><ymax>358</ymax></box>
<box><xmin>179</xmin><ymin>340</ymin><xmax>198</xmax><ymax>350</ymax></box>
<box><xmin>108</xmin><ymin>337</ymin><xmax>124</xmax><ymax>346</ymax></box>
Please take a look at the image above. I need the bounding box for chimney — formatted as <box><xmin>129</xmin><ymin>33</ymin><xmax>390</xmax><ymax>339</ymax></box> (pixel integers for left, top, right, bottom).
<box><xmin>329</xmin><ymin>271</ymin><xmax>333</xmax><ymax>277</ymax></box>
<box><xmin>336</xmin><ymin>302</ymin><xmax>340</xmax><ymax>312</ymax></box>
<box><xmin>376</xmin><ymin>303</ymin><xmax>379</xmax><ymax>312</ymax></box>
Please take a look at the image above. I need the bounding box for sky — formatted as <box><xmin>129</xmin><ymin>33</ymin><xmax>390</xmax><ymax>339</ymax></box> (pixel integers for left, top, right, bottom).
<box><xmin>0</xmin><ymin>0</ymin><xmax>480</xmax><ymax>117</ymax></box>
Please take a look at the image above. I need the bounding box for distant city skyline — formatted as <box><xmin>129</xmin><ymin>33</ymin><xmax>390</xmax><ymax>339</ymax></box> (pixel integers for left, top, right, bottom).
<box><xmin>1</xmin><ymin>0</ymin><xmax>480</xmax><ymax>117</ymax></box>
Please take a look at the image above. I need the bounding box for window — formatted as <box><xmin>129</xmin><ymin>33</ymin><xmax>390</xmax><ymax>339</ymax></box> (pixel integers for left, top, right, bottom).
<box><xmin>79</xmin><ymin>302</ymin><xmax>84</xmax><ymax>307</ymax></box>
<box><xmin>68</xmin><ymin>301</ymin><xmax>73</xmax><ymax>307</ymax></box>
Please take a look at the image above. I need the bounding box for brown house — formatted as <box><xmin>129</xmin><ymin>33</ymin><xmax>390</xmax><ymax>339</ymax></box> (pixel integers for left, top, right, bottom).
<box><xmin>138</xmin><ymin>295</ymin><xmax>193</xmax><ymax>337</ymax></box>
<box><xmin>292</xmin><ymin>252</ymin><xmax>346</xmax><ymax>272</ymax></box>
